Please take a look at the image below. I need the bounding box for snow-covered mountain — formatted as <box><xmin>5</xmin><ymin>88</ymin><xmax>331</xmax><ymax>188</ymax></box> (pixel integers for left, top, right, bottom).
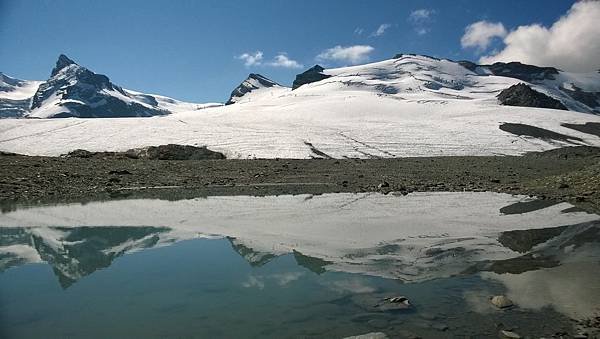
<box><xmin>1</xmin><ymin>54</ymin><xmax>600</xmax><ymax>157</ymax></box>
<box><xmin>1</xmin><ymin>55</ymin><xmax>221</xmax><ymax>118</ymax></box>
<box><xmin>226</xmin><ymin>73</ymin><xmax>281</xmax><ymax>105</ymax></box>
<box><xmin>0</xmin><ymin>73</ymin><xmax>43</xmax><ymax>118</ymax></box>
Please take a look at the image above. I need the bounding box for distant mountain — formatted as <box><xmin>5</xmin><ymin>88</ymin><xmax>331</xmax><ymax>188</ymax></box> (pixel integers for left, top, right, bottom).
<box><xmin>289</xmin><ymin>54</ymin><xmax>600</xmax><ymax>114</ymax></box>
<box><xmin>1</xmin><ymin>55</ymin><xmax>221</xmax><ymax>118</ymax></box>
<box><xmin>226</xmin><ymin>73</ymin><xmax>281</xmax><ymax>105</ymax></box>
<box><xmin>0</xmin><ymin>73</ymin><xmax>42</xmax><ymax>118</ymax></box>
<box><xmin>2</xmin><ymin>53</ymin><xmax>600</xmax><ymax>158</ymax></box>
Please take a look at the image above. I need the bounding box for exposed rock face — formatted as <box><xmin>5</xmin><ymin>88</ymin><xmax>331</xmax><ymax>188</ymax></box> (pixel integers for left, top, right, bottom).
<box><xmin>0</xmin><ymin>98</ymin><xmax>31</xmax><ymax>118</ymax></box>
<box><xmin>125</xmin><ymin>144</ymin><xmax>225</xmax><ymax>160</ymax></box>
<box><xmin>560</xmin><ymin>85</ymin><xmax>600</xmax><ymax>113</ymax></box>
<box><xmin>64</xmin><ymin>144</ymin><xmax>226</xmax><ymax>160</ymax></box>
<box><xmin>226</xmin><ymin>73</ymin><xmax>280</xmax><ymax>105</ymax></box>
<box><xmin>497</xmin><ymin>83</ymin><xmax>567</xmax><ymax>110</ymax></box>
<box><xmin>485</xmin><ymin>62</ymin><xmax>559</xmax><ymax>82</ymax></box>
<box><xmin>457</xmin><ymin>60</ymin><xmax>559</xmax><ymax>82</ymax></box>
<box><xmin>394</xmin><ymin>53</ymin><xmax>440</xmax><ymax>61</ymax></box>
<box><xmin>30</xmin><ymin>54</ymin><xmax>168</xmax><ymax>118</ymax></box>
<box><xmin>292</xmin><ymin>65</ymin><xmax>331</xmax><ymax>90</ymax></box>
<box><xmin>499</xmin><ymin>123</ymin><xmax>582</xmax><ymax>143</ymax></box>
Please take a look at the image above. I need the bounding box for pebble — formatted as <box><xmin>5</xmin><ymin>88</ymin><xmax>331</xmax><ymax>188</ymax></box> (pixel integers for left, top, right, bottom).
<box><xmin>344</xmin><ymin>332</ymin><xmax>388</xmax><ymax>339</ymax></box>
<box><xmin>500</xmin><ymin>330</ymin><xmax>521</xmax><ymax>338</ymax></box>
<box><xmin>491</xmin><ymin>295</ymin><xmax>514</xmax><ymax>308</ymax></box>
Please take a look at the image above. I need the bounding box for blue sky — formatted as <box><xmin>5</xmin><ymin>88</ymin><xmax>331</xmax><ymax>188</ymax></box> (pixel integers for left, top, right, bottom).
<box><xmin>0</xmin><ymin>0</ymin><xmax>578</xmax><ymax>102</ymax></box>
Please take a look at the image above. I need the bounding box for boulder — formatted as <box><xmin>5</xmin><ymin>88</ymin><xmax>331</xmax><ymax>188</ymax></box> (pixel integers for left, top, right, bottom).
<box><xmin>490</xmin><ymin>295</ymin><xmax>514</xmax><ymax>308</ymax></box>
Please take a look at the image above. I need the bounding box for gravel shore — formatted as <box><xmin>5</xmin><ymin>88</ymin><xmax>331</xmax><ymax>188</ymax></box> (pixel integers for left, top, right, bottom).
<box><xmin>1</xmin><ymin>146</ymin><xmax>599</xmax><ymax>213</ymax></box>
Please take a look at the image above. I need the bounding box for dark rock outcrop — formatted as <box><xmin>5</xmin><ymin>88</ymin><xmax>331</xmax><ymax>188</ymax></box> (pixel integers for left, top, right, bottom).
<box><xmin>226</xmin><ymin>73</ymin><xmax>279</xmax><ymax>105</ymax></box>
<box><xmin>125</xmin><ymin>144</ymin><xmax>225</xmax><ymax>160</ymax></box>
<box><xmin>497</xmin><ymin>83</ymin><xmax>567</xmax><ymax>110</ymax></box>
<box><xmin>561</xmin><ymin>122</ymin><xmax>600</xmax><ymax>137</ymax></box>
<box><xmin>457</xmin><ymin>60</ymin><xmax>559</xmax><ymax>82</ymax></box>
<box><xmin>499</xmin><ymin>123</ymin><xmax>582</xmax><ymax>143</ymax></box>
<box><xmin>457</xmin><ymin>60</ymin><xmax>478</xmax><ymax>72</ymax></box>
<box><xmin>394</xmin><ymin>53</ymin><xmax>441</xmax><ymax>61</ymax></box>
<box><xmin>560</xmin><ymin>85</ymin><xmax>600</xmax><ymax>112</ymax></box>
<box><xmin>485</xmin><ymin>62</ymin><xmax>559</xmax><ymax>82</ymax></box>
<box><xmin>292</xmin><ymin>65</ymin><xmax>331</xmax><ymax>90</ymax></box>
<box><xmin>0</xmin><ymin>98</ymin><xmax>31</xmax><ymax>118</ymax></box>
<box><xmin>64</xmin><ymin>144</ymin><xmax>225</xmax><ymax>160</ymax></box>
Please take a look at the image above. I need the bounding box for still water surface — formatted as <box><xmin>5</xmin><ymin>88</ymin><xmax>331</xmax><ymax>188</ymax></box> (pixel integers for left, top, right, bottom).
<box><xmin>1</xmin><ymin>192</ymin><xmax>599</xmax><ymax>338</ymax></box>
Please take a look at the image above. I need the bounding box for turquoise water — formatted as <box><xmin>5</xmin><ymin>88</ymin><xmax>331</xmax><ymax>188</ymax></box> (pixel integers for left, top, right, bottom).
<box><xmin>1</xmin><ymin>193</ymin><xmax>599</xmax><ymax>338</ymax></box>
<box><xmin>0</xmin><ymin>233</ymin><xmax>595</xmax><ymax>338</ymax></box>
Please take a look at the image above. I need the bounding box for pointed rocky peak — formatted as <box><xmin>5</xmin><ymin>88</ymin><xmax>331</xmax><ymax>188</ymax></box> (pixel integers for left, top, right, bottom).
<box><xmin>225</xmin><ymin>73</ymin><xmax>281</xmax><ymax>105</ymax></box>
<box><xmin>246</xmin><ymin>73</ymin><xmax>279</xmax><ymax>88</ymax></box>
<box><xmin>292</xmin><ymin>64</ymin><xmax>331</xmax><ymax>90</ymax></box>
<box><xmin>51</xmin><ymin>54</ymin><xmax>78</xmax><ymax>77</ymax></box>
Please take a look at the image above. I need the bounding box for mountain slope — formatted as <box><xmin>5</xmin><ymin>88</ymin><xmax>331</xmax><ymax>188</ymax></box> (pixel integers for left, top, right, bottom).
<box><xmin>1</xmin><ymin>54</ymin><xmax>600</xmax><ymax>158</ymax></box>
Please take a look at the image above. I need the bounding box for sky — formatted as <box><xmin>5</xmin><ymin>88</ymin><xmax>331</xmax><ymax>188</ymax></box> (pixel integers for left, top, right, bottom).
<box><xmin>1</xmin><ymin>0</ymin><xmax>596</xmax><ymax>103</ymax></box>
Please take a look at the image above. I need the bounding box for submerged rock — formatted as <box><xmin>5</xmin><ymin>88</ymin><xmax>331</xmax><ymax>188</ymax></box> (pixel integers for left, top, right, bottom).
<box><xmin>497</xmin><ymin>83</ymin><xmax>567</xmax><ymax>110</ymax></box>
<box><xmin>491</xmin><ymin>295</ymin><xmax>514</xmax><ymax>308</ymax></box>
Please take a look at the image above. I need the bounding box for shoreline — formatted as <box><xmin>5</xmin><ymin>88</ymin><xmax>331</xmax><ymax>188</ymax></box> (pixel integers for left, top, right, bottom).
<box><xmin>1</xmin><ymin>146</ymin><xmax>599</xmax><ymax>214</ymax></box>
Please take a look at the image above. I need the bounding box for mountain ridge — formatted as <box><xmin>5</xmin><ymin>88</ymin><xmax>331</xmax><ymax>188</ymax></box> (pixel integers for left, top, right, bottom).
<box><xmin>2</xmin><ymin>53</ymin><xmax>599</xmax><ymax>118</ymax></box>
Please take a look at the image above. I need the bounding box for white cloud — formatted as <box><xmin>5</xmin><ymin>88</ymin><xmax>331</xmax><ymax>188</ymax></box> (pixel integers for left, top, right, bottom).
<box><xmin>460</xmin><ymin>21</ymin><xmax>507</xmax><ymax>51</ymax></box>
<box><xmin>237</xmin><ymin>51</ymin><xmax>303</xmax><ymax>69</ymax></box>
<box><xmin>415</xmin><ymin>27</ymin><xmax>429</xmax><ymax>36</ymax></box>
<box><xmin>236</xmin><ymin>51</ymin><xmax>263</xmax><ymax>67</ymax></box>
<box><xmin>409</xmin><ymin>9</ymin><xmax>433</xmax><ymax>22</ymax></box>
<box><xmin>354</xmin><ymin>27</ymin><xmax>364</xmax><ymax>35</ymax></box>
<box><xmin>316</xmin><ymin>45</ymin><xmax>374</xmax><ymax>65</ymax></box>
<box><xmin>479</xmin><ymin>1</ymin><xmax>600</xmax><ymax>72</ymax></box>
<box><xmin>267</xmin><ymin>53</ymin><xmax>303</xmax><ymax>69</ymax></box>
<box><xmin>408</xmin><ymin>9</ymin><xmax>435</xmax><ymax>35</ymax></box>
<box><xmin>370</xmin><ymin>23</ymin><xmax>391</xmax><ymax>37</ymax></box>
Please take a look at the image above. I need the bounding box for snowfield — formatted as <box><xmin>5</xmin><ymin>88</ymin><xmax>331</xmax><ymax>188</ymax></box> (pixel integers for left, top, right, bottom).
<box><xmin>1</xmin><ymin>55</ymin><xmax>599</xmax><ymax>158</ymax></box>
